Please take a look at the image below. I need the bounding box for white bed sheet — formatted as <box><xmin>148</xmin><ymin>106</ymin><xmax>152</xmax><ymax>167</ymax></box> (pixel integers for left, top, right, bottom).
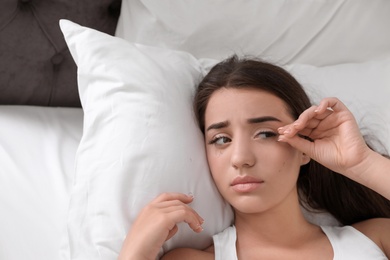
<box><xmin>0</xmin><ymin>106</ymin><xmax>83</xmax><ymax>260</ymax></box>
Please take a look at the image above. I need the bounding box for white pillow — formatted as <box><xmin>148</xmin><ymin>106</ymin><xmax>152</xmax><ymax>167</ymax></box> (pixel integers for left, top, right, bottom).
<box><xmin>59</xmin><ymin>20</ymin><xmax>233</xmax><ymax>259</ymax></box>
<box><xmin>287</xmin><ymin>58</ymin><xmax>390</xmax><ymax>153</ymax></box>
<box><xmin>0</xmin><ymin>106</ymin><xmax>82</xmax><ymax>260</ymax></box>
<box><xmin>116</xmin><ymin>0</ymin><xmax>390</xmax><ymax>66</ymax></box>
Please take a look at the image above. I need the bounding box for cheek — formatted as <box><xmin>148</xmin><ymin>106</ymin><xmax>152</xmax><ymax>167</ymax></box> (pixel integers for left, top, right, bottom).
<box><xmin>277</xmin><ymin>152</ymin><xmax>302</xmax><ymax>178</ymax></box>
<box><xmin>206</xmin><ymin>148</ymin><xmax>227</xmax><ymax>182</ymax></box>
<box><xmin>261</xmin><ymin>145</ymin><xmax>301</xmax><ymax>175</ymax></box>
<box><xmin>206</xmin><ymin>145</ymin><xmax>225</xmax><ymax>163</ymax></box>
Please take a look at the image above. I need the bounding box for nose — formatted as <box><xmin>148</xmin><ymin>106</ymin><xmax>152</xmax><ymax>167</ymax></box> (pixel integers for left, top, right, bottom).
<box><xmin>230</xmin><ymin>138</ymin><xmax>256</xmax><ymax>169</ymax></box>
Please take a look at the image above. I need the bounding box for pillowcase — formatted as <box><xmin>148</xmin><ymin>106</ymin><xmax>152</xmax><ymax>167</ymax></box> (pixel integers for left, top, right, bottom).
<box><xmin>59</xmin><ymin>20</ymin><xmax>233</xmax><ymax>259</ymax></box>
<box><xmin>116</xmin><ymin>0</ymin><xmax>390</xmax><ymax>66</ymax></box>
<box><xmin>287</xmin><ymin>58</ymin><xmax>390</xmax><ymax>153</ymax></box>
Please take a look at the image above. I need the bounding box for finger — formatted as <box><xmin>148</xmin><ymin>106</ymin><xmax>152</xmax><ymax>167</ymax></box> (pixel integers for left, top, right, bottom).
<box><xmin>166</xmin><ymin>205</ymin><xmax>204</xmax><ymax>233</ymax></box>
<box><xmin>278</xmin><ymin>134</ymin><xmax>315</xmax><ymax>158</ymax></box>
<box><xmin>165</xmin><ymin>225</ymin><xmax>178</xmax><ymax>241</ymax></box>
<box><xmin>278</xmin><ymin>106</ymin><xmax>318</xmax><ymax>136</ymax></box>
<box><xmin>316</xmin><ymin>97</ymin><xmax>349</xmax><ymax>114</ymax></box>
<box><xmin>151</xmin><ymin>194</ymin><xmax>205</xmax><ymax>233</ymax></box>
<box><xmin>294</xmin><ymin>107</ymin><xmax>333</xmax><ymax>131</ymax></box>
<box><xmin>153</xmin><ymin>192</ymin><xmax>194</xmax><ymax>204</ymax></box>
<box><xmin>158</xmin><ymin>200</ymin><xmax>204</xmax><ymax>223</ymax></box>
<box><xmin>279</xmin><ymin>104</ymin><xmax>334</xmax><ymax>137</ymax></box>
<box><xmin>155</xmin><ymin>198</ymin><xmax>205</xmax><ymax>228</ymax></box>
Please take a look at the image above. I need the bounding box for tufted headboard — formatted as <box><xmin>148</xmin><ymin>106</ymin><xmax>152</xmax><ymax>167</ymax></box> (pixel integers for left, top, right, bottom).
<box><xmin>0</xmin><ymin>0</ymin><xmax>121</xmax><ymax>107</ymax></box>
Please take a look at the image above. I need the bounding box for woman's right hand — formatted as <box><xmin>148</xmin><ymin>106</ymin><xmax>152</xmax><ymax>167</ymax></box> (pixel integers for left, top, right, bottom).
<box><xmin>118</xmin><ymin>193</ymin><xmax>204</xmax><ymax>260</ymax></box>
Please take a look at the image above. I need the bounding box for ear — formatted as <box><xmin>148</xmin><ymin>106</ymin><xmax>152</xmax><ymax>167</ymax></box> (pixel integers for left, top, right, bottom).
<box><xmin>300</xmin><ymin>153</ymin><xmax>311</xmax><ymax>166</ymax></box>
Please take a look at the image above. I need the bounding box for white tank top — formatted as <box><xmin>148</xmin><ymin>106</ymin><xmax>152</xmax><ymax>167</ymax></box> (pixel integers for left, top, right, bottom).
<box><xmin>213</xmin><ymin>225</ymin><xmax>388</xmax><ymax>260</ymax></box>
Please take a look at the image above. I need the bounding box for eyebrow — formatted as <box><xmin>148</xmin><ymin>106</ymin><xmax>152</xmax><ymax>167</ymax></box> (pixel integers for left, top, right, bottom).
<box><xmin>247</xmin><ymin>116</ymin><xmax>281</xmax><ymax>124</ymax></box>
<box><xmin>206</xmin><ymin>116</ymin><xmax>281</xmax><ymax>132</ymax></box>
<box><xmin>206</xmin><ymin>121</ymin><xmax>229</xmax><ymax>131</ymax></box>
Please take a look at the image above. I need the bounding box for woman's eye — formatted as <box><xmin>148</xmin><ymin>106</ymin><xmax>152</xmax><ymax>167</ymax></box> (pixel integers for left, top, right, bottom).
<box><xmin>209</xmin><ymin>136</ymin><xmax>231</xmax><ymax>145</ymax></box>
<box><xmin>257</xmin><ymin>131</ymin><xmax>277</xmax><ymax>139</ymax></box>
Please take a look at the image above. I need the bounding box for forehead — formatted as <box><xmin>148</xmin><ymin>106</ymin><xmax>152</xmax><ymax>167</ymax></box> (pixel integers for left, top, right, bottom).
<box><xmin>205</xmin><ymin>87</ymin><xmax>293</xmax><ymax>123</ymax></box>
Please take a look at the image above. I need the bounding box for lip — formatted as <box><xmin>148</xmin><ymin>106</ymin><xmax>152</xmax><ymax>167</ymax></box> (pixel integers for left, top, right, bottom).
<box><xmin>231</xmin><ymin>176</ymin><xmax>264</xmax><ymax>193</ymax></box>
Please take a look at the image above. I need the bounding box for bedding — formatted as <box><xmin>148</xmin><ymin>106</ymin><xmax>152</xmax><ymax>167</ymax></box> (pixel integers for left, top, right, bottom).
<box><xmin>116</xmin><ymin>0</ymin><xmax>390</xmax><ymax>66</ymax></box>
<box><xmin>59</xmin><ymin>20</ymin><xmax>389</xmax><ymax>259</ymax></box>
<box><xmin>0</xmin><ymin>1</ymin><xmax>389</xmax><ymax>260</ymax></box>
<box><xmin>287</xmin><ymin>58</ymin><xmax>390</xmax><ymax>153</ymax></box>
<box><xmin>0</xmin><ymin>106</ymin><xmax>82</xmax><ymax>260</ymax></box>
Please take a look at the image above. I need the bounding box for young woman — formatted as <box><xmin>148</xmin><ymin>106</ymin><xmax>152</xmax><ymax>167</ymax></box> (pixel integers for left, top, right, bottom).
<box><xmin>119</xmin><ymin>56</ymin><xmax>390</xmax><ymax>259</ymax></box>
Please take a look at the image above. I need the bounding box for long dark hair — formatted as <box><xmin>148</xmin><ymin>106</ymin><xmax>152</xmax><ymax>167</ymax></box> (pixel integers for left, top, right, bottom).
<box><xmin>194</xmin><ymin>55</ymin><xmax>390</xmax><ymax>225</ymax></box>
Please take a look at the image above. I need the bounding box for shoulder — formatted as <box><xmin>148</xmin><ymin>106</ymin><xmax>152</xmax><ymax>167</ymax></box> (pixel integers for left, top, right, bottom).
<box><xmin>352</xmin><ymin>217</ymin><xmax>390</xmax><ymax>238</ymax></box>
<box><xmin>161</xmin><ymin>246</ymin><xmax>214</xmax><ymax>260</ymax></box>
<box><xmin>352</xmin><ymin>218</ymin><xmax>390</xmax><ymax>255</ymax></box>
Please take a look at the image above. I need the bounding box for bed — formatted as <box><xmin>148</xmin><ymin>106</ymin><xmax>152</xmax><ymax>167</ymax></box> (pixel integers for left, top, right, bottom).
<box><xmin>1</xmin><ymin>1</ymin><xmax>389</xmax><ymax>259</ymax></box>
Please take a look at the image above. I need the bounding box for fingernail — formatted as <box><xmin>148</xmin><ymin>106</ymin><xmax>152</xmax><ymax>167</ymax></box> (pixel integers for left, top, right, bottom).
<box><xmin>277</xmin><ymin>135</ymin><xmax>285</xmax><ymax>142</ymax></box>
<box><xmin>283</xmin><ymin>128</ymin><xmax>291</xmax><ymax>134</ymax></box>
<box><xmin>188</xmin><ymin>192</ymin><xmax>194</xmax><ymax>198</ymax></box>
<box><xmin>197</xmin><ymin>225</ymin><xmax>204</xmax><ymax>232</ymax></box>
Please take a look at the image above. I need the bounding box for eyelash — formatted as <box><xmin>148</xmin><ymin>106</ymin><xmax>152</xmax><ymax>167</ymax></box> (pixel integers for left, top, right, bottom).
<box><xmin>257</xmin><ymin>131</ymin><xmax>278</xmax><ymax>139</ymax></box>
<box><xmin>208</xmin><ymin>131</ymin><xmax>278</xmax><ymax>145</ymax></box>
<box><xmin>208</xmin><ymin>135</ymin><xmax>230</xmax><ymax>145</ymax></box>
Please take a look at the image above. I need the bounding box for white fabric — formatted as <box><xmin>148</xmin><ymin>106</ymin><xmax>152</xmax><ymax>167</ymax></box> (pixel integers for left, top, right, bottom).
<box><xmin>2</xmin><ymin>2</ymin><xmax>390</xmax><ymax>260</ymax></box>
<box><xmin>116</xmin><ymin>0</ymin><xmax>390</xmax><ymax>66</ymax></box>
<box><xmin>1</xmin><ymin>28</ymin><xmax>387</xmax><ymax>260</ymax></box>
<box><xmin>213</xmin><ymin>225</ymin><xmax>388</xmax><ymax>260</ymax></box>
<box><xmin>213</xmin><ymin>226</ymin><xmax>238</xmax><ymax>260</ymax></box>
<box><xmin>321</xmin><ymin>226</ymin><xmax>388</xmax><ymax>260</ymax></box>
<box><xmin>287</xmin><ymin>58</ymin><xmax>390</xmax><ymax>153</ymax></box>
<box><xmin>59</xmin><ymin>19</ymin><xmax>390</xmax><ymax>258</ymax></box>
<box><xmin>0</xmin><ymin>105</ymin><xmax>83</xmax><ymax>260</ymax></box>
<box><xmin>59</xmin><ymin>20</ymin><xmax>233</xmax><ymax>259</ymax></box>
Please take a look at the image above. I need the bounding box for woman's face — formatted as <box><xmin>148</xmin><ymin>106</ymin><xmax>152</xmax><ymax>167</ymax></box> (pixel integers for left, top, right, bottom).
<box><xmin>204</xmin><ymin>88</ymin><xmax>309</xmax><ymax>214</ymax></box>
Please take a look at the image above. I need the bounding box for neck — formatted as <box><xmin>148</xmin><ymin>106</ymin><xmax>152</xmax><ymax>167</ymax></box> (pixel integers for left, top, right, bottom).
<box><xmin>234</xmin><ymin>190</ymin><xmax>318</xmax><ymax>247</ymax></box>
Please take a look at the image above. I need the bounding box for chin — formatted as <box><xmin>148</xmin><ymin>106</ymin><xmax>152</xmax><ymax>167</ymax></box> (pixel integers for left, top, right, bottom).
<box><xmin>230</xmin><ymin>196</ymin><xmax>271</xmax><ymax>214</ymax></box>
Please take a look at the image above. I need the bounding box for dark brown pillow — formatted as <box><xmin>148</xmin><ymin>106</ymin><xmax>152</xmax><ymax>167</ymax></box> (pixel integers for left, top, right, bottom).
<box><xmin>0</xmin><ymin>0</ymin><xmax>121</xmax><ymax>107</ymax></box>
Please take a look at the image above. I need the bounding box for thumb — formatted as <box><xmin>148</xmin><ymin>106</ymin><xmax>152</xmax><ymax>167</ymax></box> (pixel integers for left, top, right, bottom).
<box><xmin>165</xmin><ymin>225</ymin><xmax>178</xmax><ymax>241</ymax></box>
<box><xmin>279</xmin><ymin>134</ymin><xmax>315</xmax><ymax>158</ymax></box>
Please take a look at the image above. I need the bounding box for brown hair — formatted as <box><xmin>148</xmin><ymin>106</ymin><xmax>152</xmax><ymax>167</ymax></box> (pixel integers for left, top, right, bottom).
<box><xmin>194</xmin><ymin>55</ymin><xmax>390</xmax><ymax>225</ymax></box>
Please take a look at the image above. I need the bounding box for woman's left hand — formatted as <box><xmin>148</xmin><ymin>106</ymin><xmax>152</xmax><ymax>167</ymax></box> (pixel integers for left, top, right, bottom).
<box><xmin>277</xmin><ymin>97</ymin><xmax>370</xmax><ymax>177</ymax></box>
